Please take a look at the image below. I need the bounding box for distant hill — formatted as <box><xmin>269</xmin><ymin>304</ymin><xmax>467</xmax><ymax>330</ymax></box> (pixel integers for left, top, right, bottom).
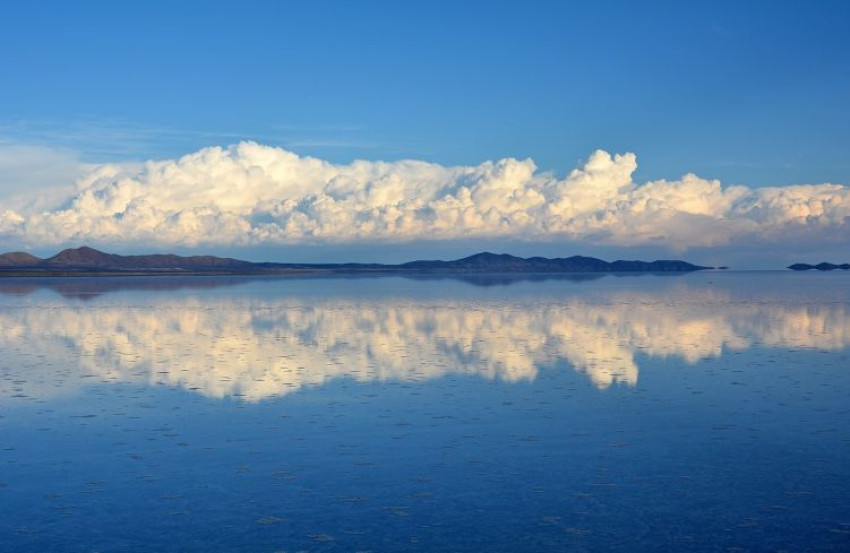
<box><xmin>789</xmin><ymin>262</ymin><xmax>850</xmax><ymax>271</ymax></box>
<box><xmin>43</xmin><ymin>246</ymin><xmax>252</xmax><ymax>270</ymax></box>
<box><xmin>0</xmin><ymin>252</ymin><xmax>42</xmax><ymax>266</ymax></box>
<box><xmin>0</xmin><ymin>246</ymin><xmax>713</xmax><ymax>275</ymax></box>
<box><xmin>0</xmin><ymin>246</ymin><xmax>252</xmax><ymax>270</ymax></box>
<box><xmin>400</xmin><ymin>251</ymin><xmax>711</xmax><ymax>272</ymax></box>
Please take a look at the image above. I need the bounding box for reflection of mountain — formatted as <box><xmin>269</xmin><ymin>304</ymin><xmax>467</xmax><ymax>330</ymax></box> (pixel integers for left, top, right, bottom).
<box><xmin>2</xmin><ymin>287</ymin><xmax>850</xmax><ymax>402</ymax></box>
<box><xmin>0</xmin><ymin>272</ymin><xmax>625</xmax><ymax>298</ymax></box>
<box><xmin>0</xmin><ymin>275</ymin><xmax>259</xmax><ymax>299</ymax></box>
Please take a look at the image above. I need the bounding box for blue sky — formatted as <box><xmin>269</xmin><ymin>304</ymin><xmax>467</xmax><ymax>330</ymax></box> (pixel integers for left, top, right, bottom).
<box><xmin>1</xmin><ymin>1</ymin><xmax>849</xmax><ymax>266</ymax></box>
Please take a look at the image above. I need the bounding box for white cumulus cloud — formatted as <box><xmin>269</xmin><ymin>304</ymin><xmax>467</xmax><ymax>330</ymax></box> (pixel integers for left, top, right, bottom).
<box><xmin>1</xmin><ymin>141</ymin><xmax>848</xmax><ymax>250</ymax></box>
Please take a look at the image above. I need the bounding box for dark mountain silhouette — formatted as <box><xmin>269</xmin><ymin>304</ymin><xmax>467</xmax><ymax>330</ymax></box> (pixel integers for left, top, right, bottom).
<box><xmin>42</xmin><ymin>246</ymin><xmax>252</xmax><ymax>269</ymax></box>
<box><xmin>0</xmin><ymin>252</ymin><xmax>43</xmax><ymax>266</ymax></box>
<box><xmin>0</xmin><ymin>246</ymin><xmax>712</xmax><ymax>275</ymax></box>
<box><xmin>789</xmin><ymin>262</ymin><xmax>850</xmax><ymax>271</ymax></box>
<box><xmin>401</xmin><ymin>251</ymin><xmax>710</xmax><ymax>272</ymax></box>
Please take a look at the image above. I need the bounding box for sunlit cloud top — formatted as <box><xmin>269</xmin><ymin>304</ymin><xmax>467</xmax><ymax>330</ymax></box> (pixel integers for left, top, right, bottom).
<box><xmin>1</xmin><ymin>141</ymin><xmax>849</xmax><ymax>252</ymax></box>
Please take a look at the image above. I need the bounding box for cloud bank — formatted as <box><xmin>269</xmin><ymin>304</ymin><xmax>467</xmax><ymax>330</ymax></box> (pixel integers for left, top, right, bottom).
<box><xmin>1</xmin><ymin>141</ymin><xmax>849</xmax><ymax>250</ymax></box>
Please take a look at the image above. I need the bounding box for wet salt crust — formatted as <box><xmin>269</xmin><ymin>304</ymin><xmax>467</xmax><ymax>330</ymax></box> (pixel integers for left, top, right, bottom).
<box><xmin>1</xmin><ymin>271</ymin><xmax>849</xmax><ymax>552</ymax></box>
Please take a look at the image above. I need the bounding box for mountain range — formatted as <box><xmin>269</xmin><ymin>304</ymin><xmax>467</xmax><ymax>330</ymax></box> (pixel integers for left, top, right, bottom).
<box><xmin>0</xmin><ymin>246</ymin><xmax>713</xmax><ymax>274</ymax></box>
<box><xmin>788</xmin><ymin>262</ymin><xmax>850</xmax><ymax>271</ymax></box>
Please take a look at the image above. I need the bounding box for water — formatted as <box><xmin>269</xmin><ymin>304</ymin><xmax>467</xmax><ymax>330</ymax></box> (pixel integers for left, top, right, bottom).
<box><xmin>1</xmin><ymin>272</ymin><xmax>849</xmax><ymax>552</ymax></box>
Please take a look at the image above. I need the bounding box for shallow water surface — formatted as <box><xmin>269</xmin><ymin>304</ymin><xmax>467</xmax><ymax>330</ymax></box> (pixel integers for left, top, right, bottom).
<box><xmin>2</xmin><ymin>272</ymin><xmax>849</xmax><ymax>551</ymax></box>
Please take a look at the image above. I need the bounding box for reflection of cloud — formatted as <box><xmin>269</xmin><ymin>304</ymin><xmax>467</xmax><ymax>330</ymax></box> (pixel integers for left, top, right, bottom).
<box><xmin>3</xmin><ymin>287</ymin><xmax>850</xmax><ymax>402</ymax></box>
<box><xmin>1</xmin><ymin>141</ymin><xmax>849</xmax><ymax>250</ymax></box>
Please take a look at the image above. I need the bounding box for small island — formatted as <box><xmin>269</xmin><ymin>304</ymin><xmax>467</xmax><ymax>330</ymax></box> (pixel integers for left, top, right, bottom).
<box><xmin>788</xmin><ymin>262</ymin><xmax>850</xmax><ymax>271</ymax></box>
<box><xmin>0</xmin><ymin>246</ymin><xmax>713</xmax><ymax>277</ymax></box>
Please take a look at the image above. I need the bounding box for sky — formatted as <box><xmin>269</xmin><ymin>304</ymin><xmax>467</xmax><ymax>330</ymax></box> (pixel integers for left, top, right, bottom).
<box><xmin>1</xmin><ymin>0</ymin><xmax>849</xmax><ymax>268</ymax></box>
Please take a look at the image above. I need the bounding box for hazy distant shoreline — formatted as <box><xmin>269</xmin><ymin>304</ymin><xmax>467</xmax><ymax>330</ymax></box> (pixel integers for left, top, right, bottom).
<box><xmin>0</xmin><ymin>246</ymin><xmax>714</xmax><ymax>277</ymax></box>
<box><xmin>788</xmin><ymin>262</ymin><xmax>850</xmax><ymax>271</ymax></box>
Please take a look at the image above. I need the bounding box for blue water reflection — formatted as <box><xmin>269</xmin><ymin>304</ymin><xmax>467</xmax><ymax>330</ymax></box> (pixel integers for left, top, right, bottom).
<box><xmin>1</xmin><ymin>272</ymin><xmax>849</xmax><ymax>551</ymax></box>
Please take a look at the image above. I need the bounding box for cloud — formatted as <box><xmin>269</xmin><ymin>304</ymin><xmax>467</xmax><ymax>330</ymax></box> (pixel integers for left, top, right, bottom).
<box><xmin>0</xmin><ymin>144</ymin><xmax>87</xmax><ymax>210</ymax></box>
<box><xmin>1</xmin><ymin>141</ymin><xmax>849</xmax><ymax>250</ymax></box>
